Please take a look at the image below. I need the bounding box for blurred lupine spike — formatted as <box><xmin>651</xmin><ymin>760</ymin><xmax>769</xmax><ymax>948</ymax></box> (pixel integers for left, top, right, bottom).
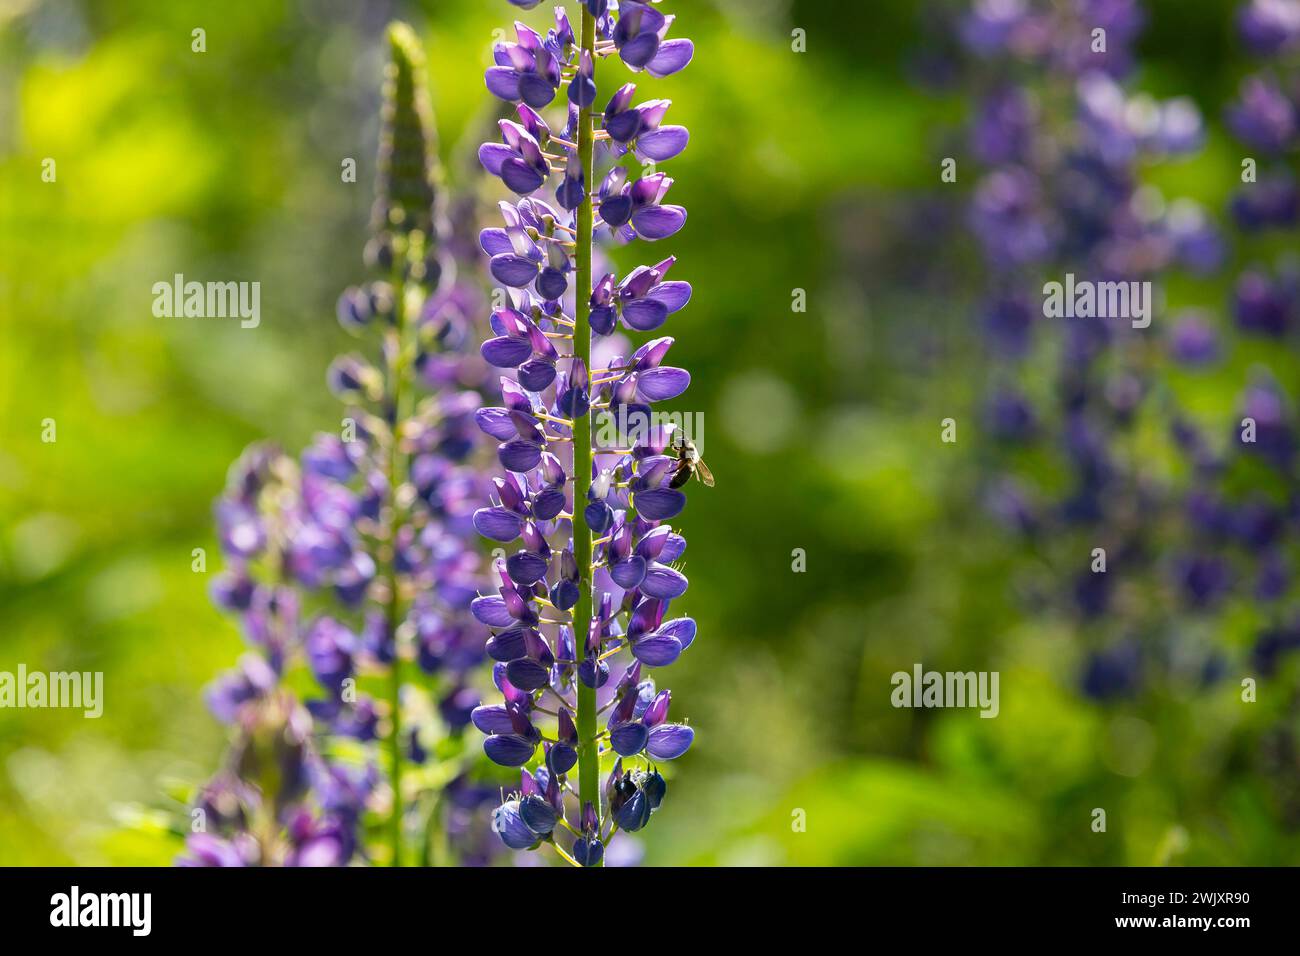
<box><xmin>186</xmin><ymin>22</ymin><xmax>498</xmax><ymax>867</ymax></box>
<box><xmin>1215</xmin><ymin>0</ymin><xmax>1300</xmax><ymax>676</ymax></box>
<box><xmin>960</xmin><ymin>0</ymin><xmax>1300</xmax><ymax>698</ymax></box>
<box><xmin>472</xmin><ymin>0</ymin><xmax>698</xmax><ymax>866</ymax></box>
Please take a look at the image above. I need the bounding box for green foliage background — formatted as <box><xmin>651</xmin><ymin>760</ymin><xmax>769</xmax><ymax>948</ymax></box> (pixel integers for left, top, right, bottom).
<box><xmin>1</xmin><ymin>0</ymin><xmax>1296</xmax><ymax>865</ymax></box>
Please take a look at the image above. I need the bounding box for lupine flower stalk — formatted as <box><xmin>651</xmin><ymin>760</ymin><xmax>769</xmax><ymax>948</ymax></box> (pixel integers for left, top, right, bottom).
<box><xmin>958</xmin><ymin>0</ymin><xmax>1229</xmax><ymax>696</ymax></box>
<box><xmin>960</xmin><ymin>0</ymin><xmax>1300</xmax><ymax>701</ymax></box>
<box><xmin>186</xmin><ymin>23</ymin><xmax>494</xmax><ymax>866</ymax></box>
<box><xmin>473</xmin><ymin>0</ymin><xmax>697</xmax><ymax>865</ymax></box>
<box><xmin>1191</xmin><ymin>0</ymin><xmax>1300</xmax><ymax>676</ymax></box>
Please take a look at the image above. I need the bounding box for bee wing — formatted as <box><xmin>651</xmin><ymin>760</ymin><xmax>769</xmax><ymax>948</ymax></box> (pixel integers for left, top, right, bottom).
<box><xmin>695</xmin><ymin>459</ymin><xmax>715</xmax><ymax>487</ymax></box>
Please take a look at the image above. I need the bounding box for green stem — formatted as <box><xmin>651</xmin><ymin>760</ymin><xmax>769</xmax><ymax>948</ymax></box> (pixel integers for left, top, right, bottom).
<box><xmin>386</xmin><ymin>243</ymin><xmax>410</xmax><ymax>867</ymax></box>
<box><xmin>573</xmin><ymin>5</ymin><xmax>600</xmax><ymax>840</ymax></box>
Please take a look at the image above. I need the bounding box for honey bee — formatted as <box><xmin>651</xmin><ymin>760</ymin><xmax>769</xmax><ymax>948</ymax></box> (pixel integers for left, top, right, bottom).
<box><xmin>669</xmin><ymin>435</ymin><xmax>714</xmax><ymax>488</ymax></box>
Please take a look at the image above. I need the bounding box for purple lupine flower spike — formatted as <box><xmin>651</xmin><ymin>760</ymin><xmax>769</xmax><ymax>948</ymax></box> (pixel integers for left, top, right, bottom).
<box><xmin>186</xmin><ymin>23</ymin><xmax>501</xmax><ymax>867</ymax></box>
<box><xmin>955</xmin><ymin>0</ymin><xmax>1297</xmax><ymax>705</ymax></box>
<box><xmin>474</xmin><ymin>0</ymin><xmax>701</xmax><ymax>866</ymax></box>
<box><xmin>1203</xmin><ymin>0</ymin><xmax>1300</xmax><ymax>676</ymax></box>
